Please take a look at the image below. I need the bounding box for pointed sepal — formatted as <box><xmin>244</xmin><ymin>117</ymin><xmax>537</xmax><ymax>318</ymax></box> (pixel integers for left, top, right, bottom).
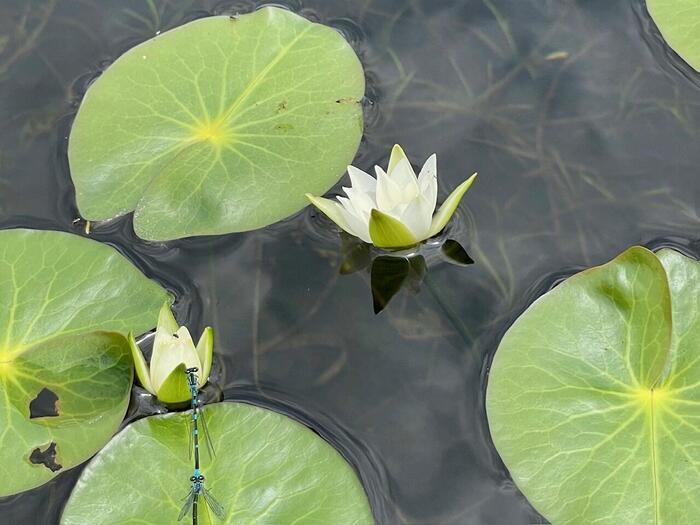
<box><xmin>428</xmin><ymin>173</ymin><xmax>477</xmax><ymax>238</ymax></box>
<box><xmin>196</xmin><ymin>326</ymin><xmax>214</xmax><ymax>388</ymax></box>
<box><xmin>127</xmin><ymin>332</ymin><xmax>155</xmax><ymax>395</ymax></box>
<box><xmin>156</xmin><ymin>363</ymin><xmax>191</xmax><ymax>405</ymax></box>
<box><xmin>157</xmin><ymin>301</ymin><xmax>179</xmax><ymax>334</ymax></box>
<box><xmin>306</xmin><ymin>193</ymin><xmax>353</xmax><ymax>234</ymax></box>
<box><xmin>368</xmin><ymin>209</ymin><xmax>418</xmax><ymax>249</ymax></box>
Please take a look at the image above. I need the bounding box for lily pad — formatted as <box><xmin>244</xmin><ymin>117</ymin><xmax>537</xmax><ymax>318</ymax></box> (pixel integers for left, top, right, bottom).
<box><xmin>61</xmin><ymin>402</ymin><xmax>375</xmax><ymax>524</ymax></box>
<box><xmin>486</xmin><ymin>246</ymin><xmax>700</xmax><ymax>524</ymax></box>
<box><xmin>0</xmin><ymin>229</ymin><xmax>169</xmax><ymax>495</ymax></box>
<box><xmin>647</xmin><ymin>0</ymin><xmax>700</xmax><ymax>72</ymax></box>
<box><xmin>69</xmin><ymin>7</ymin><xmax>365</xmax><ymax>241</ymax></box>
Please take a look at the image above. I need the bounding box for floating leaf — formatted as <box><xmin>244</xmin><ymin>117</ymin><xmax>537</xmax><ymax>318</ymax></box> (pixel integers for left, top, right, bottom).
<box><xmin>0</xmin><ymin>229</ymin><xmax>169</xmax><ymax>495</ymax></box>
<box><xmin>647</xmin><ymin>0</ymin><xmax>700</xmax><ymax>72</ymax></box>
<box><xmin>69</xmin><ymin>7</ymin><xmax>365</xmax><ymax>241</ymax></box>
<box><xmin>61</xmin><ymin>402</ymin><xmax>374</xmax><ymax>524</ymax></box>
<box><xmin>486</xmin><ymin>246</ymin><xmax>700</xmax><ymax>523</ymax></box>
<box><xmin>371</xmin><ymin>256</ymin><xmax>411</xmax><ymax>314</ymax></box>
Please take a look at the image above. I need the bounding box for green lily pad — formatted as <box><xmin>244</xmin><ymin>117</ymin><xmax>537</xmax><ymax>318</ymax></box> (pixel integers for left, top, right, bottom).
<box><xmin>61</xmin><ymin>402</ymin><xmax>374</xmax><ymax>524</ymax></box>
<box><xmin>0</xmin><ymin>229</ymin><xmax>169</xmax><ymax>496</ymax></box>
<box><xmin>647</xmin><ymin>0</ymin><xmax>700</xmax><ymax>72</ymax></box>
<box><xmin>486</xmin><ymin>246</ymin><xmax>700</xmax><ymax>524</ymax></box>
<box><xmin>69</xmin><ymin>7</ymin><xmax>365</xmax><ymax>241</ymax></box>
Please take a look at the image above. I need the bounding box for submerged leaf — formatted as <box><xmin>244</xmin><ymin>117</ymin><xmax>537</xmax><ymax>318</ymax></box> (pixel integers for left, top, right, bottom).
<box><xmin>69</xmin><ymin>7</ymin><xmax>365</xmax><ymax>241</ymax></box>
<box><xmin>371</xmin><ymin>256</ymin><xmax>411</xmax><ymax>314</ymax></box>
<box><xmin>0</xmin><ymin>229</ymin><xmax>168</xmax><ymax>496</ymax></box>
<box><xmin>486</xmin><ymin>246</ymin><xmax>700</xmax><ymax>523</ymax></box>
<box><xmin>440</xmin><ymin>239</ymin><xmax>474</xmax><ymax>266</ymax></box>
<box><xmin>61</xmin><ymin>403</ymin><xmax>374</xmax><ymax>524</ymax></box>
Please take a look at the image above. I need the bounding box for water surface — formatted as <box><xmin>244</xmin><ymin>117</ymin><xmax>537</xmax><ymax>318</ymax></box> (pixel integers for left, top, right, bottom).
<box><xmin>1</xmin><ymin>0</ymin><xmax>699</xmax><ymax>523</ymax></box>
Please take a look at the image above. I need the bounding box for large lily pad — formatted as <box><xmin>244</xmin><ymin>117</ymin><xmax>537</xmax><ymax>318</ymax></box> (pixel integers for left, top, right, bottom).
<box><xmin>647</xmin><ymin>0</ymin><xmax>700</xmax><ymax>72</ymax></box>
<box><xmin>69</xmin><ymin>7</ymin><xmax>365</xmax><ymax>241</ymax></box>
<box><xmin>0</xmin><ymin>229</ymin><xmax>169</xmax><ymax>495</ymax></box>
<box><xmin>61</xmin><ymin>402</ymin><xmax>374</xmax><ymax>524</ymax></box>
<box><xmin>486</xmin><ymin>246</ymin><xmax>700</xmax><ymax>524</ymax></box>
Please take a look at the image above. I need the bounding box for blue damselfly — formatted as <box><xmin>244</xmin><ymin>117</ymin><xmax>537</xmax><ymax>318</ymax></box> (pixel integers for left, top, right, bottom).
<box><xmin>178</xmin><ymin>367</ymin><xmax>224</xmax><ymax>523</ymax></box>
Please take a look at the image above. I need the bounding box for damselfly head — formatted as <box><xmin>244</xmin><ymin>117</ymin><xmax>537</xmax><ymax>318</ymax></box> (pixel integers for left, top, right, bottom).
<box><xmin>185</xmin><ymin>367</ymin><xmax>199</xmax><ymax>374</ymax></box>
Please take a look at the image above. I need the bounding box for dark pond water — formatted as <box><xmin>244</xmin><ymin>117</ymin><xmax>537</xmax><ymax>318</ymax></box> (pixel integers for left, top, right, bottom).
<box><xmin>1</xmin><ymin>0</ymin><xmax>700</xmax><ymax>523</ymax></box>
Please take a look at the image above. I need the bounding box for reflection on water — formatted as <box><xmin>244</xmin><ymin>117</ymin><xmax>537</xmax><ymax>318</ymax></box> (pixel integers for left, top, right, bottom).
<box><xmin>1</xmin><ymin>0</ymin><xmax>700</xmax><ymax>523</ymax></box>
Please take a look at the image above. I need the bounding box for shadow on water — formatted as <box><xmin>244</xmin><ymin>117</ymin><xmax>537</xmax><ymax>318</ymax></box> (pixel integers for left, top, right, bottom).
<box><xmin>1</xmin><ymin>0</ymin><xmax>700</xmax><ymax>524</ymax></box>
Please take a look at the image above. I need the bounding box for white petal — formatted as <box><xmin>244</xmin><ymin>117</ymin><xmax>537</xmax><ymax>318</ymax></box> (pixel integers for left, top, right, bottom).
<box><xmin>347</xmin><ymin>165</ymin><xmax>376</xmax><ymax>194</ymax></box>
<box><xmin>150</xmin><ymin>321</ymin><xmax>177</xmax><ymax>380</ymax></box>
<box><xmin>417</xmin><ymin>154</ymin><xmax>438</xmax><ymax>213</ymax></box>
<box><xmin>151</xmin><ymin>327</ymin><xmax>201</xmax><ymax>392</ymax></box>
<box><xmin>337</xmin><ymin>195</ymin><xmax>364</xmax><ymax>222</ymax></box>
<box><xmin>396</xmin><ymin>194</ymin><xmax>433</xmax><ymax>240</ymax></box>
<box><xmin>375</xmin><ymin>166</ymin><xmax>402</xmax><ymax>211</ymax></box>
<box><xmin>342</xmin><ymin>186</ymin><xmax>375</xmax><ymax>220</ymax></box>
<box><xmin>387</xmin><ymin>144</ymin><xmax>408</xmax><ymax>174</ymax></box>
<box><xmin>390</xmin><ymin>157</ymin><xmax>420</xmax><ymax>202</ymax></box>
<box><xmin>338</xmin><ymin>196</ymin><xmax>372</xmax><ymax>243</ymax></box>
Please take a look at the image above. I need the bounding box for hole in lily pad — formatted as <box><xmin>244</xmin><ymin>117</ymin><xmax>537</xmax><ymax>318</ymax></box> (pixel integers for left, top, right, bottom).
<box><xmin>29</xmin><ymin>443</ymin><xmax>62</xmax><ymax>472</ymax></box>
<box><xmin>0</xmin><ymin>228</ymin><xmax>169</xmax><ymax>497</ymax></box>
<box><xmin>29</xmin><ymin>387</ymin><xmax>60</xmax><ymax>418</ymax></box>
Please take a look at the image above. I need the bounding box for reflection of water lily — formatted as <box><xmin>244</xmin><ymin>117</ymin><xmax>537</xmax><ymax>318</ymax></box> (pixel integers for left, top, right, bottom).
<box><xmin>307</xmin><ymin>145</ymin><xmax>476</xmax><ymax>249</ymax></box>
<box><xmin>128</xmin><ymin>303</ymin><xmax>213</xmax><ymax>404</ymax></box>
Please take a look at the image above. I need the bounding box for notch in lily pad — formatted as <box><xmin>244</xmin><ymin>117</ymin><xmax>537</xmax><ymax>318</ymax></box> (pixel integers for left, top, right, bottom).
<box><xmin>69</xmin><ymin>7</ymin><xmax>365</xmax><ymax>241</ymax></box>
<box><xmin>0</xmin><ymin>229</ymin><xmax>168</xmax><ymax>496</ymax></box>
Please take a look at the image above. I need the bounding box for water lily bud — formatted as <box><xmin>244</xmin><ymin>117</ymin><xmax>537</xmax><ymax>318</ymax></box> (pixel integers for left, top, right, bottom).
<box><xmin>307</xmin><ymin>144</ymin><xmax>477</xmax><ymax>249</ymax></box>
<box><xmin>128</xmin><ymin>302</ymin><xmax>213</xmax><ymax>404</ymax></box>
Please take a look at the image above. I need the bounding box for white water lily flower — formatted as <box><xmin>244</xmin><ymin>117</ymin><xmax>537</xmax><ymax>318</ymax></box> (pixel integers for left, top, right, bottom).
<box><xmin>307</xmin><ymin>145</ymin><xmax>477</xmax><ymax>249</ymax></box>
<box><xmin>128</xmin><ymin>302</ymin><xmax>213</xmax><ymax>404</ymax></box>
